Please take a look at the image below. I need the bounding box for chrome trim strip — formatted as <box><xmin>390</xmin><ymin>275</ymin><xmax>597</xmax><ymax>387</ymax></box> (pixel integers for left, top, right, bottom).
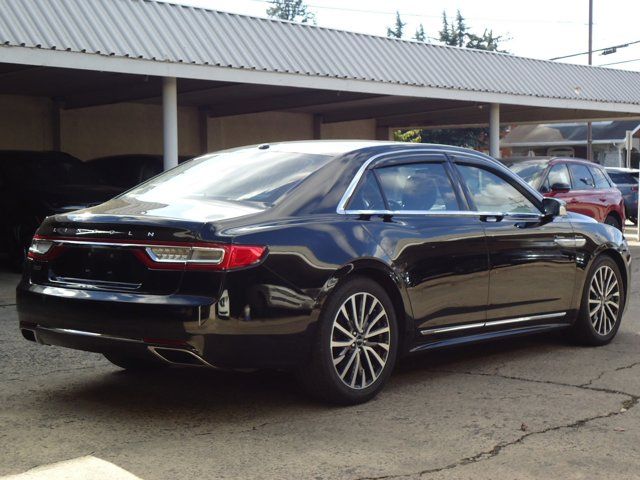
<box><xmin>420</xmin><ymin>312</ymin><xmax>567</xmax><ymax>335</ymax></box>
<box><xmin>341</xmin><ymin>209</ymin><xmax>544</xmax><ymax>218</ymax></box>
<box><xmin>574</xmin><ymin>237</ymin><xmax>587</xmax><ymax>248</ymax></box>
<box><xmin>49</xmin><ymin>239</ymin><xmax>172</xmax><ymax>248</ymax></box>
<box><xmin>485</xmin><ymin>312</ymin><xmax>566</xmax><ymax>327</ymax></box>
<box><xmin>420</xmin><ymin>322</ymin><xmax>485</xmax><ymax>335</ymax></box>
<box><xmin>336</xmin><ymin>147</ymin><xmax>543</xmax><ymax>214</ymax></box>
<box><xmin>37</xmin><ymin>326</ymin><xmax>144</xmax><ymax>343</ymax></box>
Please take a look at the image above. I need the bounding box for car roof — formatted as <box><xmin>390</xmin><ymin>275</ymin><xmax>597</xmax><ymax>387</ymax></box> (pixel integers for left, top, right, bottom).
<box><xmin>503</xmin><ymin>156</ymin><xmax>604</xmax><ymax>167</ymax></box>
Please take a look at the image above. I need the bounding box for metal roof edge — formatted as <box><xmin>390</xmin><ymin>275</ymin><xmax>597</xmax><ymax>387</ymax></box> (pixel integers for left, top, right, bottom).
<box><xmin>3</xmin><ymin>45</ymin><xmax>640</xmax><ymax>115</ymax></box>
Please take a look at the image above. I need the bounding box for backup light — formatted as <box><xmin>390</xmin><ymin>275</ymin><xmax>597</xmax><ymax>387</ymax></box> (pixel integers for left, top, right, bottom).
<box><xmin>27</xmin><ymin>237</ymin><xmax>60</xmax><ymax>260</ymax></box>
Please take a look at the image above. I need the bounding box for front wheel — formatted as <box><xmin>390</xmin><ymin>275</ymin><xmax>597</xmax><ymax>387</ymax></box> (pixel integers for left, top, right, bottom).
<box><xmin>297</xmin><ymin>277</ymin><xmax>398</xmax><ymax>405</ymax></box>
<box><xmin>568</xmin><ymin>255</ymin><xmax>625</xmax><ymax>346</ymax></box>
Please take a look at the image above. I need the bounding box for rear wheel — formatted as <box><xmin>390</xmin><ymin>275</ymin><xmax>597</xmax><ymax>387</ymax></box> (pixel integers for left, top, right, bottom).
<box><xmin>104</xmin><ymin>352</ymin><xmax>167</xmax><ymax>370</ymax></box>
<box><xmin>297</xmin><ymin>276</ymin><xmax>398</xmax><ymax>405</ymax></box>
<box><xmin>568</xmin><ymin>255</ymin><xmax>624</xmax><ymax>346</ymax></box>
<box><xmin>604</xmin><ymin>215</ymin><xmax>622</xmax><ymax>231</ymax></box>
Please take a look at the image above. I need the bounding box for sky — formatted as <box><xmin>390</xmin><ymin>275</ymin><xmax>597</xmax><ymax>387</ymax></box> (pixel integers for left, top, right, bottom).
<box><xmin>158</xmin><ymin>0</ymin><xmax>640</xmax><ymax>71</ymax></box>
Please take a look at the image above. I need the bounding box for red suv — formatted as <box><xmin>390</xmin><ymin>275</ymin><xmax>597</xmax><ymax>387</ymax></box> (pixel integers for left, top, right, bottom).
<box><xmin>503</xmin><ymin>157</ymin><xmax>625</xmax><ymax>230</ymax></box>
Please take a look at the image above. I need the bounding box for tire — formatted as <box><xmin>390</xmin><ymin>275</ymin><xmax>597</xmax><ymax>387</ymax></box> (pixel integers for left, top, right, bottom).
<box><xmin>604</xmin><ymin>215</ymin><xmax>622</xmax><ymax>231</ymax></box>
<box><xmin>103</xmin><ymin>352</ymin><xmax>167</xmax><ymax>371</ymax></box>
<box><xmin>568</xmin><ymin>255</ymin><xmax>625</xmax><ymax>346</ymax></box>
<box><xmin>296</xmin><ymin>276</ymin><xmax>398</xmax><ymax>405</ymax></box>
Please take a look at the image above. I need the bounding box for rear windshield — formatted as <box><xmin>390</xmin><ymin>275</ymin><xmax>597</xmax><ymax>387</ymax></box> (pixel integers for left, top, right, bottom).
<box><xmin>124</xmin><ymin>149</ymin><xmax>333</xmax><ymax>206</ymax></box>
<box><xmin>608</xmin><ymin>171</ymin><xmax>638</xmax><ymax>184</ymax></box>
<box><xmin>504</xmin><ymin>160</ymin><xmax>549</xmax><ymax>189</ymax></box>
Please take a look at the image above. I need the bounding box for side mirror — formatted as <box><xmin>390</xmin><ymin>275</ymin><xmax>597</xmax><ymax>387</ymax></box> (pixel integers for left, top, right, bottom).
<box><xmin>550</xmin><ymin>182</ymin><xmax>571</xmax><ymax>193</ymax></box>
<box><xmin>542</xmin><ymin>197</ymin><xmax>567</xmax><ymax>218</ymax></box>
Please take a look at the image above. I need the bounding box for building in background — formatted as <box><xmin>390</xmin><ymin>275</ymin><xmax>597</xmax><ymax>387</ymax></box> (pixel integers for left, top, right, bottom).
<box><xmin>502</xmin><ymin>120</ymin><xmax>640</xmax><ymax>167</ymax></box>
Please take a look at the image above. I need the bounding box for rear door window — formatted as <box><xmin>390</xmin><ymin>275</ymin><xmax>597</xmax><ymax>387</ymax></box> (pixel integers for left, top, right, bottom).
<box><xmin>608</xmin><ymin>172</ymin><xmax>636</xmax><ymax>185</ymax></box>
<box><xmin>590</xmin><ymin>167</ymin><xmax>611</xmax><ymax>189</ymax></box>
<box><xmin>568</xmin><ymin>164</ymin><xmax>595</xmax><ymax>190</ymax></box>
<box><xmin>375</xmin><ymin>162</ymin><xmax>460</xmax><ymax>212</ymax></box>
<box><xmin>347</xmin><ymin>170</ymin><xmax>385</xmax><ymax>211</ymax></box>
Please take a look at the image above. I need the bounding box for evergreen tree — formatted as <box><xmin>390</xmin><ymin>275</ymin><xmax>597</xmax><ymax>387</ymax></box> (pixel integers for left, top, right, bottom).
<box><xmin>266</xmin><ymin>0</ymin><xmax>315</xmax><ymax>24</ymax></box>
<box><xmin>386</xmin><ymin>11</ymin><xmax>405</xmax><ymax>39</ymax></box>
<box><xmin>414</xmin><ymin>23</ymin><xmax>426</xmax><ymax>42</ymax></box>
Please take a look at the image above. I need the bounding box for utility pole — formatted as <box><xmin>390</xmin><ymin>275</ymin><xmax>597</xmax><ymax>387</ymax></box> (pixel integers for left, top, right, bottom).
<box><xmin>586</xmin><ymin>0</ymin><xmax>593</xmax><ymax>162</ymax></box>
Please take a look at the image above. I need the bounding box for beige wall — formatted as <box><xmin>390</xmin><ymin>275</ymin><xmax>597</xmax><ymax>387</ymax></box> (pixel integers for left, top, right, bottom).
<box><xmin>61</xmin><ymin>103</ymin><xmax>201</xmax><ymax>160</ymax></box>
<box><xmin>320</xmin><ymin>119</ymin><xmax>376</xmax><ymax>140</ymax></box>
<box><xmin>206</xmin><ymin>111</ymin><xmax>314</xmax><ymax>151</ymax></box>
<box><xmin>0</xmin><ymin>95</ymin><xmax>53</xmax><ymax>150</ymax></box>
<box><xmin>0</xmin><ymin>94</ymin><xmax>381</xmax><ymax>159</ymax></box>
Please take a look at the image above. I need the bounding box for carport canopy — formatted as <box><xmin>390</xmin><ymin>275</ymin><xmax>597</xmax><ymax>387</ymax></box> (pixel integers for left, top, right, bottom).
<box><xmin>2</xmin><ymin>0</ymin><xmax>640</xmax><ymax>166</ymax></box>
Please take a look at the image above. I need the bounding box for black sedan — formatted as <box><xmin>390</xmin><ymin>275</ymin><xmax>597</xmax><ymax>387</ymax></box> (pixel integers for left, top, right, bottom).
<box><xmin>17</xmin><ymin>142</ymin><xmax>631</xmax><ymax>404</ymax></box>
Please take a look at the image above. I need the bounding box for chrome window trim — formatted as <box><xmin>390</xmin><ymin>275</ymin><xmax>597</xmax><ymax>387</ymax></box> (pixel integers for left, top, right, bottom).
<box><xmin>336</xmin><ymin>147</ymin><xmax>544</xmax><ymax>215</ymax></box>
<box><xmin>341</xmin><ymin>209</ymin><xmax>545</xmax><ymax>219</ymax></box>
<box><xmin>420</xmin><ymin>312</ymin><xmax>567</xmax><ymax>335</ymax></box>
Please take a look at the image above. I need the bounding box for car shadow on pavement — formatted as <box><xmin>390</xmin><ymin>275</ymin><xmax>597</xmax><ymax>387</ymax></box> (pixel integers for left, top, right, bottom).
<box><xmin>37</xmin><ymin>331</ymin><xmax>572</xmax><ymax>419</ymax></box>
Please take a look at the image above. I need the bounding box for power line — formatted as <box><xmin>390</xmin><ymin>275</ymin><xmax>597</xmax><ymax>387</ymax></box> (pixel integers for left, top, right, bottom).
<box><xmin>599</xmin><ymin>57</ymin><xmax>640</xmax><ymax>67</ymax></box>
<box><xmin>549</xmin><ymin>39</ymin><xmax>640</xmax><ymax>60</ymax></box>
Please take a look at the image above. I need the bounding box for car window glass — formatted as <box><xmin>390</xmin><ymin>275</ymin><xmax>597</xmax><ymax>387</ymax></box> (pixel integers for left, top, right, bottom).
<box><xmin>608</xmin><ymin>172</ymin><xmax>637</xmax><ymax>184</ymax></box>
<box><xmin>347</xmin><ymin>170</ymin><xmax>385</xmax><ymax>210</ymax></box>
<box><xmin>456</xmin><ymin>164</ymin><xmax>539</xmax><ymax>214</ymax></box>
<box><xmin>568</xmin><ymin>164</ymin><xmax>595</xmax><ymax>190</ymax></box>
<box><xmin>542</xmin><ymin>163</ymin><xmax>571</xmax><ymax>192</ymax></box>
<box><xmin>375</xmin><ymin>163</ymin><xmax>459</xmax><ymax>211</ymax></box>
<box><xmin>590</xmin><ymin>167</ymin><xmax>611</xmax><ymax>189</ymax></box>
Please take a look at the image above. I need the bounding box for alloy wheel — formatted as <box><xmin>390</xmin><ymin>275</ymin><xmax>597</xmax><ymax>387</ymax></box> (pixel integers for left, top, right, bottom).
<box><xmin>588</xmin><ymin>265</ymin><xmax>620</xmax><ymax>336</ymax></box>
<box><xmin>331</xmin><ymin>292</ymin><xmax>391</xmax><ymax>390</ymax></box>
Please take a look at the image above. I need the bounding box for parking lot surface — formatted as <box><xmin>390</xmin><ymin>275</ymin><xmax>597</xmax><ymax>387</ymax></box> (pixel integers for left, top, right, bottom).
<box><xmin>1</xmin><ymin>246</ymin><xmax>639</xmax><ymax>480</ymax></box>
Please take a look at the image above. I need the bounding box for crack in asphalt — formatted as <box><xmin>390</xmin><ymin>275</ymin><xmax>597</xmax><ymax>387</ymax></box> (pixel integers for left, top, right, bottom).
<box><xmin>353</xmin><ymin>365</ymin><xmax>640</xmax><ymax>480</ymax></box>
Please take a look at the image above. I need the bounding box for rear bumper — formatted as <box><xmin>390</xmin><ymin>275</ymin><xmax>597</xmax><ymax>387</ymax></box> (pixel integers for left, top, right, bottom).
<box><xmin>17</xmin><ymin>281</ymin><xmax>317</xmax><ymax>369</ymax></box>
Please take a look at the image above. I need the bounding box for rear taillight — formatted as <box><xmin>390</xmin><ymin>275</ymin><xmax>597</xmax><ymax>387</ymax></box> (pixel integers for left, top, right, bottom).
<box><xmin>27</xmin><ymin>235</ymin><xmax>266</xmax><ymax>271</ymax></box>
<box><xmin>27</xmin><ymin>236</ymin><xmax>64</xmax><ymax>261</ymax></box>
<box><xmin>131</xmin><ymin>243</ymin><xmax>266</xmax><ymax>271</ymax></box>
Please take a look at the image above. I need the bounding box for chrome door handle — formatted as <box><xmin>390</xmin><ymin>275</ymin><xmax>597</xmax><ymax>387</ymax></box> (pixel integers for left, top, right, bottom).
<box><xmin>554</xmin><ymin>236</ymin><xmax>586</xmax><ymax>248</ymax></box>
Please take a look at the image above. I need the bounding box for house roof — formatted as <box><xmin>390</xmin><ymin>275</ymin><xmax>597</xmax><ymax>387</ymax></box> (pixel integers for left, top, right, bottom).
<box><xmin>1</xmin><ymin>0</ymin><xmax>640</xmax><ymax>113</ymax></box>
<box><xmin>502</xmin><ymin>120</ymin><xmax>640</xmax><ymax>147</ymax></box>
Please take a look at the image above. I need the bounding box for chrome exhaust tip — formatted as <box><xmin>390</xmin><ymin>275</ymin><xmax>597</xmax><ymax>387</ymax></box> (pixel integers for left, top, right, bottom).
<box><xmin>147</xmin><ymin>346</ymin><xmax>216</xmax><ymax>368</ymax></box>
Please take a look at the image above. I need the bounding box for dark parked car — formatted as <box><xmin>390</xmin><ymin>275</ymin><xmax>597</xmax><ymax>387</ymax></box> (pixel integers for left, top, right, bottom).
<box><xmin>606</xmin><ymin>167</ymin><xmax>638</xmax><ymax>225</ymax></box>
<box><xmin>503</xmin><ymin>157</ymin><xmax>626</xmax><ymax>230</ymax></box>
<box><xmin>0</xmin><ymin>150</ymin><xmax>123</xmax><ymax>270</ymax></box>
<box><xmin>18</xmin><ymin>142</ymin><xmax>631</xmax><ymax>404</ymax></box>
<box><xmin>86</xmin><ymin>154</ymin><xmax>191</xmax><ymax>189</ymax></box>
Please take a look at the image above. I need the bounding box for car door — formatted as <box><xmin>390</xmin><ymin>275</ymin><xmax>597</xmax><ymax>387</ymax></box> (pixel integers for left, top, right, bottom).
<box><xmin>567</xmin><ymin>163</ymin><xmax>601</xmax><ymax>220</ymax></box>
<box><xmin>348</xmin><ymin>152</ymin><xmax>490</xmax><ymax>335</ymax></box>
<box><xmin>589</xmin><ymin>165</ymin><xmax>620</xmax><ymax>220</ymax></box>
<box><xmin>451</xmin><ymin>156</ymin><xmax>577</xmax><ymax>325</ymax></box>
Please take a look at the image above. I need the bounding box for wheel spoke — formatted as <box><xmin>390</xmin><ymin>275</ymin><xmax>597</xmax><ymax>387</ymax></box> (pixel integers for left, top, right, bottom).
<box><xmin>362</xmin><ymin>347</ymin><xmax>376</xmax><ymax>379</ymax></box>
<box><xmin>350</xmin><ymin>352</ymin><xmax>361</xmax><ymax>388</ymax></box>
<box><xmin>364</xmin><ymin>310</ymin><xmax>386</xmax><ymax>336</ymax></box>
<box><xmin>339</xmin><ymin>349</ymin><xmax>358</xmax><ymax>379</ymax></box>
<box><xmin>333</xmin><ymin>321</ymin><xmax>354</xmax><ymax>339</ymax></box>
<box><xmin>365</xmin><ymin>326</ymin><xmax>389</xmax><ymax>339</ymax></box>
<box><xmin>331</xmin><ymin>339</ymin><xmax>353</xmax><ymax>349</ymax></box>
<box><xmin>364</xmin><ymin>345</ymin><xmax>386</xmax><ymax>367</ymax></box>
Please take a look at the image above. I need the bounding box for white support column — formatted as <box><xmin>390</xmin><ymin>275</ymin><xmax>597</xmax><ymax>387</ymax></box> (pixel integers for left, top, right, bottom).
<box><xmin>162</xmin><ymin>77</ymin><xmax>178</xmax><ymax>171</ymax></box>
<box><xmin>489</xmin><ymin>103</ymin><xmax>500</xmax><ymax>159</ymax></box>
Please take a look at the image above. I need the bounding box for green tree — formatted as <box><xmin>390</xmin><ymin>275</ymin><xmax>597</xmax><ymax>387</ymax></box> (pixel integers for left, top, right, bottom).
<box><xmin>386</xmin><ymin>11</ymin><xmax>405</xmax><ymax>39</ymax></box>
<box><xmin>439</xmin><ymin>9</ymin><xmax>505</xmax><ymax>52</ymax></box>
<box><xmin>266</xmin><ymin>0</ymin><xmax>315</xmax><ymax>23</ymax></box>
<box><xmin>402</xmin><ymin>10</ymin><xmax>508</xmax><ymax>149</ymax></box>
<box><xmin>414</xmin><ymin>23</ymin><xmax>426</xmax><ymax>42</ymax></box>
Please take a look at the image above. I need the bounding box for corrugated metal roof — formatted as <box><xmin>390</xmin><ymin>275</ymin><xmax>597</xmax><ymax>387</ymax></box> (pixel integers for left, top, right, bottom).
<box><xmin>1</xmin><ymin>0</ymin><xmax>640</xmax><ymax>106</ymax></box>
